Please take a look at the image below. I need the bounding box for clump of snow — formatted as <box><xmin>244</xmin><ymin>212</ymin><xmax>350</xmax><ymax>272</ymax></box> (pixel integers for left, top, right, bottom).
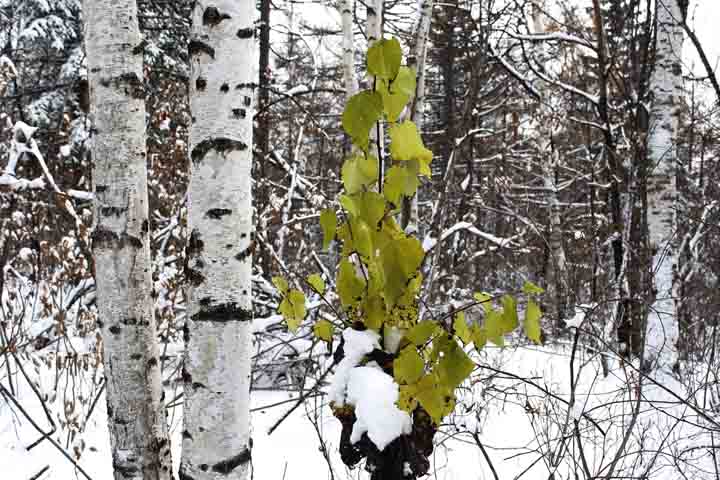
<box><xmin>59</xmin><ymin>144</ymin><xmax>71</xmax><ymax>157</ymax></box>
<box><xmin>328</xmin><ymin>328</ymin><xmax>379</xmax><ymax>405</ymax></box>
<box><xmin>345</xmin><ymin>365</ymin><xmax>412</xmax><ymax>451</ymax></box>
<box><xmin>383</xmin><ymin>326</ymin><xmax>404</xmax><ymax>354</ymax></box>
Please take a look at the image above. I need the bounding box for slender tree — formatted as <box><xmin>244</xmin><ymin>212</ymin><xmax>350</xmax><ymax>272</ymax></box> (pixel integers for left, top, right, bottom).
<box><xmin>84</xmin><ymin>0</ymin><xmax>172</xmax><ymax>478</ymax></box>
<box><xmin>645</xmin><ymin>0</ymin><xmax>684</xmax><ymax>368</ymax></box>
<box><xmin>180</xmin><ymin>1</ymin><xmax>257</xmax><ymax>479</ymax></box>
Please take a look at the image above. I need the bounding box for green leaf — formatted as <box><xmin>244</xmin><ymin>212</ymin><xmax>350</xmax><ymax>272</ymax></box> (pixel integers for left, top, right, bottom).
<box><xmin>320</xmin><ymin>209</ymin><xmax>336</xmax><ymax>251</ymax></box>
<box><xmin>342</xmin><ymin>90</ymin><xmax>383</xmax><ymax>151</ymax></box>
<box><xmin>337</xmin><ymin>259</ymin><xmax>365</xmax><ymax>308</ymax></box>
<box><xmin>415</xmin><ymin>374</ymin><xmax>455</xmax><ymax>424</ymax></box>
<box><xmin>388</xmin><ymin>121</ymin><xmax>432</xmax><ymax>174</ymax></box>
<box><xmin>437</xmin><ymin>339</ymin><xmax>475</xmax><ymax>390</ymax></box>
<box><xmin>454</xmin><ymin>312</ymin><xmax>472</xmax><ymax>344</ymax></box>
<box><xmin>484</xmin><ymin>309</ymin><xmax>505</xmax><ymax>347</ymax></box>
<box><xmin>307</xmin><ymin>274</ymin><xmax>325</xmax><ymax>295</ymax></box>
<box><xmin>394</xmin><ymin>347</ymin><xmax>424</xmax><ymax>384</ymax></box>
<box><xmin>367</xmin><ymin>37</ymin><xmax>402</xmax><ymax>80</ymax></box>
<box><xmin>405</xmin><ymin>320</ymin><xmax>437</xmax><ymax>346</ymax></box>
<box><xmin>363</xmin><ymin>294</ymin><xmax>385</xmax><ymax>331</ymax></box>
<box><xmin>313</xmin><ymin>319</ymin><xmax>334</xmax><ymax>342</ymax></box>
<box><xmin>342</xmin><ymin>155</ymin><xmax>379</xmax><ymax>193</ymax></box>
<box><xmin>272</xmin><ymin>276</ymin><xmax>289</xmax><ymax>295</ymax></box>
<box><xmin>523</xmin><ymin>280</ymin><xmax>545</xmax><ymax>295</ymax></box>
<box><xmin>524</xmin><ymin>299</ymin><xmax>543</xmax><ymax>344</ymax></box>
<box><xmin>472</xmin><ymin>325</ymin><xmax>487</xmax><ymax>350</ymax></box>
<box><xmin>501</xmin><ymin>295</ymin><xmax>519</xmax><ymax>333</ymax></box>
<box><xmin>339</xmin><ymin>191</ymin><xmax>386</xmax><ymax>227</ymax></box>
<box><xmin>378</xmin><ymin>237</ymin><xmax>425</xmax><ymax>307</ymax></box>
<box><xmin>391</xmin><ymin>66</ymin><xmax>417</xmax><ymax>96</ymax></box>
<box><xmin>473</xmin><ymin>292</ymin><xmax>493</xmax><ymax>313</ymax></box>
<box><xmin>279</xmin><ymin>289</ymin><xmax>306</xmax><ymax>333</ymax></box>
<box><xmin>384</xmin><ymin>165</ymin><xmax>419</xmax><ymax>206</ymax></box>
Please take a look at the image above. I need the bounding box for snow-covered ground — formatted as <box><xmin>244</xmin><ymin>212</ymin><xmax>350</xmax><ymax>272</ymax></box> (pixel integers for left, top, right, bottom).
<box><xmin>3</xmin><ymin>332</ymin><xmax>718</xmax><ymax>480</ymax></box>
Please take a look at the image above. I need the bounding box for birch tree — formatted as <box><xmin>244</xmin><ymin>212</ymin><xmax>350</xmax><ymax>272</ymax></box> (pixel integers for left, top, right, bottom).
<box><xmin>645</xmin><ymin>0</ymin><xmax>685</xmax><ymax>368</ymax></box>
<box><xmin>180</xmin><ymin>2</ymin><xmax>257</xmax><ymax>479</ymax></box>
<box><xmin>84</xmin><ymin>0</ymin><xmax>172</xmax><ymax>478</ymax></box>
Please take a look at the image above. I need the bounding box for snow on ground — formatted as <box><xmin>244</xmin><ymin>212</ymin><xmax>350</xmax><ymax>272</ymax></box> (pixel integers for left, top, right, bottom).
<box><xmin>2</xmin><ymin>341</ymin><xmax>718</xmax><ymax>479</ymax></box>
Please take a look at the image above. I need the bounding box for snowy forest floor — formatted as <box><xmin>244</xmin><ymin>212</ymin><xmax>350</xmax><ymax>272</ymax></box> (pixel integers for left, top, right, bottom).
<box><xmin>3</xmin><ymin>323</ymin><xmax>719</xmax><ymax>480</ymax></box>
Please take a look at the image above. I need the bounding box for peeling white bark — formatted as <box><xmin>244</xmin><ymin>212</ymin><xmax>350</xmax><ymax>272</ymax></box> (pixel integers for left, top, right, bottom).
<box><xmin>646</xmin><ymin>0</ymin><xmax>684</xmax><ymax>368</ymax></box>
<box><xmin>84</xmin><ymin>1</ymin><xmax>172</xmax><ymax>479</ymax></box>
<box><xmin>180</xmin><ymin>2</ymin><xmax>256</xmax><ymax>480</ymax></box>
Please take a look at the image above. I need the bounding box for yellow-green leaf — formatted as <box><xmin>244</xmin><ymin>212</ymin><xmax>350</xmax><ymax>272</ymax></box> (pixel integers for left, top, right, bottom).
<box><xmin>484</xmin><ymin>309</ymin><xmax>505</xmax><ymax>347</ymax></box>
<box><xmin>394</xmin><ymin>347</ymin><xmax>424</xmax><ymax>384</ymax></box>
<box><xmin>342</xmin><ymin>155</ymin><xmax>379</xmax><ymax>193</ymax></box>
<box><xmin>454</xmin><ymin>311</ymin><xmax>472</xmax><ymax>344</ymax></box>
<box><xmin>524</xmin><ymin>299</ymin><xmax>543</xmax><ymax>344</ymax></box>
<box><xmin>363</xmin><ymin>294</ymin><xmax>385</xmax><ymax>331</ymax></box>
<box><xmin>405</xmin><ymin>320</ymin><xmax>437</xmax><ymax>346</ymax></box>
<box><xmin>391</xmin><ymin>66</ymin><xmax>416</xmax><ymax>96</ymax></box>
<box><xmin>279</xmin><ymin>289</ymin><xmax>306</xmax><ymax>332</ymax></box>
<box><xmin>523</xmin><ymin>280</ymin><xmax>545</xmax><ymax>295</ymax></box>
<box><xmin>337</xmin><ymin>259</ymin><xmax>365</xmax><ymax>308</ymax></box>
<box><xmin>389</xmin><ymin>121</ymin><xmax>432</xmax><ymax>168</ymax></box>
<box><xmin>415</xmin><ymin>374</ymin><xmax>455</xmax><ymax>424</ymax></box>
<box><xmin>272</xmin><ymin>276</ymin><xmax>289</xmax><ymax>295</ymax></box>
<box><xmin>342</xmin><ymin>90</ymin><xmax>383</xmax><ymax>151</ymax></box>
<box><xmin>307</xmin><ymin>274</ymin><xmax>325</xmax><ymax>294</ymax></box>
<box><xmin>367</xmin><ymin>37</ymin><xmax>402</xmax><ymax>80</ymax></box>
<box><xmin>320</xmin><ymin>209</ymin><xmax>336</xmax><ymax>251</ymax></box>
<box><xmin>473</xmin><ymin>292</ymin><xmax>493</xmax><ymax>313</ymax></box>
<box><xmin>379</xmin><ymin>237</ymin><xmax>425</xmax><ymax>307</ymax></box>
<box><xmin>436</xmin><ymin>339</ymin><xmax>475</xmax><ymax>389</ymax></box>
<box><xmin>472</xmin><ymin>325</ymin><xmax>487</xmax><ymax>350</ymax></box>
<box><xmin>384</xmin><ymin>164</ymin><xmax>419</xmax><ymax>206</ymax></box>
<box><xmin>313</xmin><ymin>319</ymin><xmax>334</xmax><ymax>342</ymax></box>
<box><xmin>501</xmin><ymin>295</ymin><xmax>518</xmax><ymax>333</ymax></box>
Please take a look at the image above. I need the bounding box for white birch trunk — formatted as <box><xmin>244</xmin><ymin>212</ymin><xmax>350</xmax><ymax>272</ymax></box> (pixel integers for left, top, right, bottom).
<box><xmin>367</xmin><ymin>0</ymin><xmax>384</xmax><ymax>164</ymax></box>
<box><xmin>84</xmin><ymin>1</ymin><xmax>172</xmax><ymax>478</ymax></box>
<box><xmin>180</xmin><ymin>2</ymin><xmax>257</xmax><ymax>479</ymax></box>
<box><xmin>340</xmin><ymin>0</ymin><xmax>358</xmax><ymax>101</ymax></box>
<box><xmin>531</xmin><ymin>0</ymin><xmax>568</xmax><ymax>326</ymax></box>
<box><xmin>402</xmin><ymin>0</ymin><xmax>434</xmax><ymax>234</ymax></box>
<box><xmin>645</xmin><ymin>0</ymin><xmax>684</xmax><ymax>368</ymax></box>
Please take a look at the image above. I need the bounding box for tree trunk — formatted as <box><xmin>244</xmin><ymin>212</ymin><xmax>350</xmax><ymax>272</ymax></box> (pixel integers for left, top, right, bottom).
<box><xmin>645</xmin><ymin>0</ymin><xmax>684</xmax><ymax>368</ymax></box>
<box><xmin>401</xmin><ymin>0</ymin><xmax>434</xmax><ymax>234</ymax></box>
<box><xmin>180</xmin><ymin>2</ymin><xmax>256</xmax><ymax>480</ymax></box>
<box><xmin>84</xmin><ymin>0</ymin><xmax>172</xmax><ymax>478</ymax></box>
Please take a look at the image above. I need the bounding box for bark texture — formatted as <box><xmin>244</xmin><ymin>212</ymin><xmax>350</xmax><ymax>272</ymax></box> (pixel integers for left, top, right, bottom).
<box><xmin>84</xmin><ymin>1</ymin><xmax>172</xmax><ymax>479</ymax></box>
<box><xmin>645</xmin><ymin>0</ymin><xmax>684</xmax><ymax>368</ymax></box>
<box><xmin>180</xmin><ymin>2</ymin><xmax>256</xmax><ymax>479</ymax></box>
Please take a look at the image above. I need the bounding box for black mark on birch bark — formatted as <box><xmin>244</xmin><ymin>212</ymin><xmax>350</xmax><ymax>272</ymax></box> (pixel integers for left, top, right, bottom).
<box><xmin>99</xmin><ymin>73</ymin><xmax>144</xmax><ymax>99</ymax></box>
<box><xmin>91</xmin><ymin>228</ymin><xmax>143</xmax><ymax>249</ymax></box>
<box><xmin>191</xmin><ymin>138</ymin><xmax>248</xmax><ymax>164</ymax></box>
<box><xmin>192</xmin><ymin>303</ymin><xmax>252</xmax><ymax>323</ymax></box>
<box><xmin>203</xmin><ymin>7</ymin><xmax>231</xmax><ymax>26</ymax></box>
<box><xmin>220</xmin><ymin>83</ymin><xmax>229</xmax><ymax>93</ymax></box>
<box><xmin>189</xmin><ymin>40</ymin><xmax>215</xmax><ymax>59</ymax></box>
<box><xmin>195</xmin><ymin>77</ymin><xmax>207</xmax><ymax>91</ymax></box>
<box><xmin>182</xmin><ymin>430</ymin><xmax>193</xmax><ymax>441</ymax></box>
<box><xmin>205</xmin><ymin>208</ymin><xmax>233</xmax><ymax>219</ymax></box>
<box><xmin>234</xmin><ymin>241</ymin><xmax>255</xmax><ymax>262</ymax></box>
<box><xmin>132</xmin><ymin>39</ymin><xmax>148</xmax><ymax>55</ymax></box>
<box><xmin>212</xmin><ymin>448</ymin><xmax>252</xmax><ymax>473</ymax></box>
<box><xmin>232</xmin><ymin>108</ymin><xmax>246</xmax><ymax>119</ymax></box>
<box><xmin>100</xmin><ymin>206</ymin><xmax>127</xmax><ymax>217</ymax></box>
<box><xmin>236</xmin><ymin>28</ymin><xmax>255</xmax><ymax>39</ymax></box>
<box><xmin>108</xmin><ymin>325</ymin><xmax>121</xmax><ymax>335</ymax></box>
